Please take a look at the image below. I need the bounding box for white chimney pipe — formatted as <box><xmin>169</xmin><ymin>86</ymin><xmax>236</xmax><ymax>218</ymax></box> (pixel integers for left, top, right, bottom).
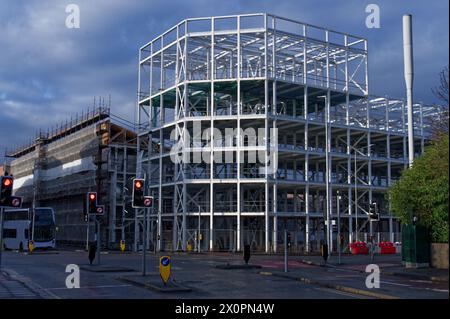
<box><xmin>403</xmin><ymin>14</ymin><xmax>414</xmax><ymax>167</ymax></box>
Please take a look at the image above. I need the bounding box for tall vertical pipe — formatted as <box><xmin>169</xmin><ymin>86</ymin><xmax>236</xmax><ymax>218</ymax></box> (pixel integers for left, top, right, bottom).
<box><xmin>403</xmin><ymin>14</ymin><xmax>414</xmax><ymax>167</ymax></box>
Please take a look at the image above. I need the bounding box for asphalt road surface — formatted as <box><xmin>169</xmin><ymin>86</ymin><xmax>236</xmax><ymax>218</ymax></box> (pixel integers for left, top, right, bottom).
<box><xmin>0</xmin><ymin>249</ymin><xmax>447</xmax><ymax>299</ymax></box>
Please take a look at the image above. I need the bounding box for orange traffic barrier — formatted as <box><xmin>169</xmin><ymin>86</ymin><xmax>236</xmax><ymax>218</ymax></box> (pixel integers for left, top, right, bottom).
<box><xmin>349</xmin><ymin>241</ymin><xmax>369</xmax><ymax>255</ymax></box>
<box><xmin>378</xmin><ymin>241</ymin><xmax>396</xmax><ymax>254</ymax></box>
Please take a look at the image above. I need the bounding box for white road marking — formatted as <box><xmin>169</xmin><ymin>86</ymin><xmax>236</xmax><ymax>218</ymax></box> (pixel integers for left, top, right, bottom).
<box><xmin>432</xmin><ymin>289</ymin><xmax>449</xmax><ymax>293</ymax></box>
<box><xmin>380</xmin><ymin>280</ymin><xmax>410</xmax><ymax>287</ymax></box>
<box><xmin>410</xmin><ymin>280</ymin><xmax>432</xmax><ymax>284</ymax></box>
<box><xmin>45</xmin><ymin>284</ymin><xmax>132</xmax><ymax>290</ymax></box>
<box><xmin>334</xmin><ymin>268</ymin><xmax>359</xmax><ymax>273</ymax></box>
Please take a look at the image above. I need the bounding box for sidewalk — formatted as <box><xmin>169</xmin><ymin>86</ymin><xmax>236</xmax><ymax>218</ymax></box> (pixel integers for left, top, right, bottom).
<box><xmin>258</xmin><ymin>269</ymin><xmax>398</xmax><ymax>299</ymax></box>
<box><xmin>0</xmin><ymin>268</ymin><xmax>60</xmax><ymax>299</ymax></box>
<box><xmin>296</xmin><ymin>254</ymin><xmax>449</xmax><ymax>282</ymax></box>
<box><xmin>256</xmin><ymin>253</ymin><xmax>448</xmax><ymax>299</ymax></box>
<box><xmin>0</xmin><ymin>270</ymin><xmax>40</xmax><ymax>298</ymax></box>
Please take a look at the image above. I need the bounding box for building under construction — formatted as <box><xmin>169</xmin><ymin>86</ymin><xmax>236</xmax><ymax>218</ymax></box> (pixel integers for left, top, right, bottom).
<box><xmin>8</xmin><ymin>107</ymin><xmax>138</xmax><ymax>248</ymax></box>
<box><xmin>136</xmin><ymin>13</ymin><xmax>438</xmax><ymax>253</ymax></box>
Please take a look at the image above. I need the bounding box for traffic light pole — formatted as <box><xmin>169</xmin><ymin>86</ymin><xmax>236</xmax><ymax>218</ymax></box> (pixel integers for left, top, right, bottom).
<box><xmin>142</xmin><ymin>207</ymin><xmax>148</xmax><ymax>276</ymax></box>
<box><xmin>0</xmin><ymin>207</ymin><xmax>4</xmax><ymax>270</ymax></box>
<box><xmin>96</xmin><ymin>217</ymin><xmax>101</xmax><ymax>265</ymax></box>
<box><xmin>337</xmin><ymin>192</ymin><xmax>341</xmax><ymax>265</ymax></box>
<box><xmin>284</xmin><ymin>230</ymin><xmax>288</xmax><ymax>273</ymax></box>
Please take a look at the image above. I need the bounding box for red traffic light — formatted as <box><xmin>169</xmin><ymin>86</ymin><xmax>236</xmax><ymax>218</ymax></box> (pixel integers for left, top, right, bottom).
<box><xmin>2</xmin><ymin>177</ymin><xmax>12</xmax><ymax>187</ymax></box>
<box><xmin>134</xmin><ymin>180</ymin><xmax>143</xmax><ymax>189</ymax></box>
<box><xmin>88</xmin><ymin>193</ymin><xmax>96</xmax><ymax>201</ymax></box>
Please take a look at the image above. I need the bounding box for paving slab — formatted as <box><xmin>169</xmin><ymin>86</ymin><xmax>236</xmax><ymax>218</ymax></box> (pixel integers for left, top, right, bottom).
<box><xmin>25</xmin><ymin>251</ymin><xmax>60</xmax><ymax>255</ymax></box>
<box><xmin>296</xmin><ymin>255</ymin><xmax>448</xmax><ymax>282</ymax></box>
<box><xmin>79</xmin><ymin>264</ymin><xmax>136</xmax><ymax>272</ymax></box>
<box><xmin>215</xmin><ymin>263</ymin><xmax>262</xmax><ymax>270</ymax></box>
<box><xmin>117</xmin><ymin>274</ymin><xmax>192</xmax><ymax>293</ymax></box>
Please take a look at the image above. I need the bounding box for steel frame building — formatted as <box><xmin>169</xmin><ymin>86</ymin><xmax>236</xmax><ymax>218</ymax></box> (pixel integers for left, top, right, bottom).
<box><xmin>136</xmin><ymin>13</ymin><xmax>436</xmax><ymax>253</ymax></box>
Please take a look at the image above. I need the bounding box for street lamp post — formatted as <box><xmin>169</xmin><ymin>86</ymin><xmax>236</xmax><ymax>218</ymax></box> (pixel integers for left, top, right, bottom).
<box><xmin>318</xmin><ymin>95</ymin><xmax>331</xmax><ymax>257</ymax></box>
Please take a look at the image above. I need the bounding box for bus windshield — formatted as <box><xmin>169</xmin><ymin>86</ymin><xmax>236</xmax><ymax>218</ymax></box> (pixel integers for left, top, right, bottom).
<box><xmin>32</xmin><ymin>208</ymin><xmax>56</xmax><ymax>243</ymax></box>
<box><xmin>34</xmin><ymin>208</ymin><xmax>55</xmax><ymax>226</ymax></box>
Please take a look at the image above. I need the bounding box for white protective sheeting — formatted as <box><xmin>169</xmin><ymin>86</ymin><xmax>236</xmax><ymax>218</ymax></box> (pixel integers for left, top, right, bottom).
<box><xmin>41</xmin><ymin>157</ymin><xmax>96</xmax><ymax>181</ymax></box>
<box><xmin>13</xmin><ymin>174</ymin><xmax>34</xmax><ymax>190</ymax></box>
<box><xmin>13</xmin><ymin>157</ymin><xmax>96</xmax><ymax>190</ymax></box>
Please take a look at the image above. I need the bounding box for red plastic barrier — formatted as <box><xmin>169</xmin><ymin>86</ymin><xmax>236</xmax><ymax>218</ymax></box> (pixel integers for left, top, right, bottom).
<box><xmin>349</xmin><ymin>241</ymin><xmax>369</xmax><ymax>255</ymax></box>
<box><xmin>378</xmin><ymin>241</ymin><xmax>396</xmax><ymax>254</ymax></box>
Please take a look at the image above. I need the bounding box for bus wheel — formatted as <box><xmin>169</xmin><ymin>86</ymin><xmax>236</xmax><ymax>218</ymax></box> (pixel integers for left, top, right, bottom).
<box><xmin>19</xmin><ymin>242</ymin><xmax>23</xmax><ymax>252</ymax></box>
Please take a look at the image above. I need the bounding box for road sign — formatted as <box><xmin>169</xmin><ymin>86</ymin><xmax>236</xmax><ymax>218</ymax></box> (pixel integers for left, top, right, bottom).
<box><xmin>95</xmin><ymin>205</ymin><xmax>105</xmax><ymax>215</ymax></box>
<box><xmin>159</xmin><ymin>256</ymin><xmax>171</xmax><ymax>285</ymax></box>
<box><xmin>143</xmin><ymin>196</ymin><xmax>153</xmax><ymax>208</ymax></box>
<box><xmin>10</xmin><ymin>196</ymin><xmax>22</xmax><ymax>208</ymax></box>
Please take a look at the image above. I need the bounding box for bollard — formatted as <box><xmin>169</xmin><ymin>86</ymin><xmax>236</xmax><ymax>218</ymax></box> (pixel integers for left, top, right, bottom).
<box><xmin>321</xmin><ymin>244</ymin><xmax>329</xmax><ymax>263</ymax></box>
<box><xmin>243</xmin><ymin>244</ymin><xmax>251</xmax><ymax>264</ymax></box>
<box><xmin>88</xmin><ymin>244</ymin><xmax>96</xmax><ymax>265</ymax></box>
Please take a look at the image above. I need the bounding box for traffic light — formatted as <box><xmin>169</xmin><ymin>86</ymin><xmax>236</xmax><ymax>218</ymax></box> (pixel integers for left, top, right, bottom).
<box><xmin>132</xmin><ymin>178</ymin><xmax>145</xmax><ymax>208</ymax></box>
<box><xmin>1</xmin><ymin>176</ymin><xmax>17</xmax><ymax>207</ymax></box>
<box><xmin>369</xmin><ymin>202</ymin><xmax>379</xmax><ymax>221</ymax></box>
<box><xmin>87</xmin><ymin>192</ymin><xmax>97</xmax><ymax>215</ymax></box>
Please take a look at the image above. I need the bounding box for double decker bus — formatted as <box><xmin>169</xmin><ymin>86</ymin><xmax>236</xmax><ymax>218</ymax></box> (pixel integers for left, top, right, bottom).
<box><xmin>2</xmin><ymin>207</ymin><xmax>56</xmax><ymax>251</ymax></box>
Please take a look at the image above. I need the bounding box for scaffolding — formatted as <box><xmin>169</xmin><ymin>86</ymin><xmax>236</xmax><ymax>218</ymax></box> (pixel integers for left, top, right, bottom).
<box><xmin>134</xmin><ymin>13</ymin><xmax>438</xmax><ymax>253</ymax></box>
<box><xmin>8</xmin><ymin>106</ymin><xmax>138</xmax><ymax>248</ymax></box>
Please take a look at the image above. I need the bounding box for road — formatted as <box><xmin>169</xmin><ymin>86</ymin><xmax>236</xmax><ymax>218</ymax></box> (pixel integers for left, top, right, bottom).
<box><xmin>0</xmin><ymin>249</ymin><xmax>448</xmax><ymax>299</ymax></box>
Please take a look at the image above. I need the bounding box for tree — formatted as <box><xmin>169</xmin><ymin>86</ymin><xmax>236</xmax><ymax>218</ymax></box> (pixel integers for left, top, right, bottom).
<box><xmin>432</xmin><ymin>66</ymin><xmax>449</xmax><ymax>106</ymax></box>
<box><xmin>389</xmin><ymin>134</ymin><xmax>449</xmax><ymax>243</ymax></box>
<box><xmin>430</xmin><ymin>66</ymin><xmax>449</xmax><ymax>138</ymax></box>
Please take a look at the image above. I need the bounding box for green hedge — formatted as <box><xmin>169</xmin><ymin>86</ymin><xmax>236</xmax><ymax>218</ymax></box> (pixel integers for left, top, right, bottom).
<box><xmin>389</xmin><ymin>134</ymin><xmax>449</xmax><ymax>243</ymax></box>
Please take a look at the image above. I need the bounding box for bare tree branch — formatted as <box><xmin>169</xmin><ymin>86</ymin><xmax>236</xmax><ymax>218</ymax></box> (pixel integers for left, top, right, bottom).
<box><xmin>431</xmin><ymin>66</ymin><xmax>449</xmax><ymax>139</ymax></box>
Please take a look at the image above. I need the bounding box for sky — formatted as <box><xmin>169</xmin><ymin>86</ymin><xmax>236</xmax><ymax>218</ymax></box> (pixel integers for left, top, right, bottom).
<box><xmin>0</xmin><ymin>0</ymin><xmax>448</xmax><ymax>159</ymax></box>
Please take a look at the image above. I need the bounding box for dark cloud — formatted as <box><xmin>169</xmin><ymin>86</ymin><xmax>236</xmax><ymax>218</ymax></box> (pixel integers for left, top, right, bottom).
<box><xmin>0</xmin><ymin>0</ymin><xmax>448</xmax><ymax>158</ymax></box>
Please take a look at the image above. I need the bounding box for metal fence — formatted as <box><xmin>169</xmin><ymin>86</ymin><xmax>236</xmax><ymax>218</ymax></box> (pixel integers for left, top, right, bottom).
<box><xmin>137</xmin><ymin>228</ymin><xmax>402</xmax><ymax>253</ymax></box>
